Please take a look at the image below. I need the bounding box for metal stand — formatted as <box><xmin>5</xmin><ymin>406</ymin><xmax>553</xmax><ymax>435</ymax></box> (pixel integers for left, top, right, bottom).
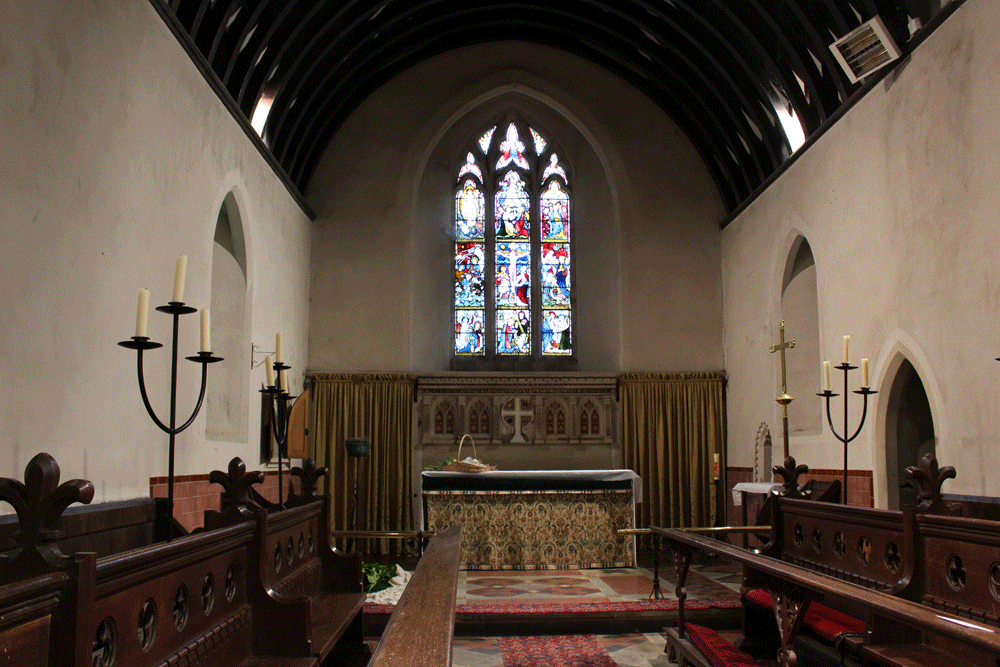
<box><xmin>119</xmin><ymin>302</ymin><xmax>223</xmax><ymax>540</ymax></box>
<box><xmin>261</xmin><ymin>362</ymin><xmax>293</xmax><ymax>509</ymax></box>
<box><xmin>817</xmin><ymin>363</ymin><xmax>876</xmax><ymax>504</ymax></box>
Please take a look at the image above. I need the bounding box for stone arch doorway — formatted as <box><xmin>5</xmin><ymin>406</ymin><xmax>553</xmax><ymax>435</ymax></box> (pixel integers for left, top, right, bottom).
<box><xmin>884</xmin><ymin>359</ymin><xmax>936</xmax><ymax>510</ymax></box>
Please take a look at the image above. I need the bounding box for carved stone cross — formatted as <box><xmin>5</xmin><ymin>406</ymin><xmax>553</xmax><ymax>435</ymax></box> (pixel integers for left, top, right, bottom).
<box><xmin>501</xmin><ymin>397</ymin><xmax>533</xmax><ymax>443</ymax></box>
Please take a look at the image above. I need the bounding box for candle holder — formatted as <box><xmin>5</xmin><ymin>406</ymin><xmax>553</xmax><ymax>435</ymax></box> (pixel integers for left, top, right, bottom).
<box><xmin>261</xmin><ymin>362</ymin><xmax>294</xmax><ymax>509</ymax></box>
<box><xmin>817</xmin><ymin>363</ymin><xmax>876</xmax><ymax>504</ymax></box>
<box><xmin>119</xmin><ymin>301</ymin><xmax>223</xmax><ymax>540</ymax></box>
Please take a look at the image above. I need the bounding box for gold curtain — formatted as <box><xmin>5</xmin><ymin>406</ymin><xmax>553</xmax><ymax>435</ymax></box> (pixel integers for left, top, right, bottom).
<box><xmin>310</xmin><ymin>373</ymin><xmax>414</xmax><ymax>555</ymax></box>
<box><xmin>619</xmin><ymin>372</ymin><xmax>726</xmax><ymax>531</ymax></box>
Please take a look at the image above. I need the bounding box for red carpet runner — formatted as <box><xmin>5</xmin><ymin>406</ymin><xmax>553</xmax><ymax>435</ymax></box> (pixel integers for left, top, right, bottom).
<box><xmin>499</xmin><ymin>635</ymin><xmax>617</xmax><ymax>667</ymax></box>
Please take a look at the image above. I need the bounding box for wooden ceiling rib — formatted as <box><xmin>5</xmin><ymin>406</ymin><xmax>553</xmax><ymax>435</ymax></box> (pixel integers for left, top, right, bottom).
<box><xmin>155</xmin><ymin>0</ymin><xmax>921</xmax><ymax>215</ymax></box>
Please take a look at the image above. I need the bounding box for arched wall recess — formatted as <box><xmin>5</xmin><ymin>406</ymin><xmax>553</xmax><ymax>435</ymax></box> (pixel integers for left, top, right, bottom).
<box><xmin>206</xmin><ymin>191</ymin><xmax>250</xmax><ymax>442</ymax></box>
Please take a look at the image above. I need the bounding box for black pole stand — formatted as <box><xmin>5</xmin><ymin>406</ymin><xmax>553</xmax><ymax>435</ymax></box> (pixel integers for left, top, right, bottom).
<box><xmin>119</xmin><ymin>302</ymin><xmax>223</xmax><ymax>541</ymax></box>
<box><xmin>817</xmin><ymin>363</ymin><xmax>876</xmax><ymax>504</ymax></box>
<box><xmin>261</xmin><ymin>361</ymin><xmax>293</xmax><ymax>509</ymax></box>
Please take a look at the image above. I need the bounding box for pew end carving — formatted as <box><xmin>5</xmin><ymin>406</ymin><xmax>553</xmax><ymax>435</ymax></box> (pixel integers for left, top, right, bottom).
<box><xmin>0</xmin><ymin>452</ymin><xmax>94</xmax><ymax>578</ymax></box>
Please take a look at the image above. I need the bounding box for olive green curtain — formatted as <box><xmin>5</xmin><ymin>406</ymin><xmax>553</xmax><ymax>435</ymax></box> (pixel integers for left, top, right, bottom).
<box><xmin>309</xmin><ymin>373</ymin><xmax>414</xmax><ymax>555</ymax></box>
<box><xmin>619</xmin><ymin>372</ymin><xmax>726</xmax><ymax>531</ymax></box>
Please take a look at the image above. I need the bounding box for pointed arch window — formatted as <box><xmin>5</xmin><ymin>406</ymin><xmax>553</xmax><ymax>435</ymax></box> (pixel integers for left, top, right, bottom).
<box><xmin>454</xmin><ymin>120</ymin><xmax>573</xmax><ymax>365</ymax></box>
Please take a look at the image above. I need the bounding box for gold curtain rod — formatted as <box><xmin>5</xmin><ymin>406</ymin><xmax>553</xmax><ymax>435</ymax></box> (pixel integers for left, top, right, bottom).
<box><xmin>330</xmin><ymin>530</ymin><xmax>436</xmax><ymax>539</ymax></box>
<box><xmin>618</xmin><ymin>526</ymin><xmax>769</xmax><ymax>535</ymax></box>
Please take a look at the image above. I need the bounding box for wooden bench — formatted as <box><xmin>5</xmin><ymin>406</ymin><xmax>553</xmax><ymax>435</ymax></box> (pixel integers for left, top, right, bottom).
<box><xmin>204</xmin><ymin>457</ymin><xmax>367</xmax><ymax>665</ymax></box>
<box><xmin>0</xmin><ymin>453</ymin><xmax>359</xmax><ymax>667</ymax></box>
<box><xmin>0</xmin><ymin>571</ymin><xmax>70</xmax><ymax>667</ymax></box>
<box><xmin>654</xmin><ymin>525</ymin><xmax>1000</xmax><ymax>667</ymax></box>
<box><xmin>659</xmin><ymin>453</ymin><xmax>1000</xmax><ymax>667</ymax></box>
<box><xmin>368</xmin><ymin>525</ymin><xmax>463</xmax><ymax>667</ymax></box>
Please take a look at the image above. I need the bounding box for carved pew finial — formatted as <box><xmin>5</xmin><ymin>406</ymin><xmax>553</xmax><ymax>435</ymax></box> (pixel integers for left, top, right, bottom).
<box><xmin>773</xmin><ymin>456</ymin><xmax>809</xmax><ymax>499</ymax></box>
<box><xmin>905</xmin><ymin>453</ymin><xmax>956</xmax><ymax>513</ymax></box>
<box><xmin>287</xmin><ymin>458</ymin><xmax>328</xmax><ymax>507</ymax></box>
<box><xmin>208</xmin><ymin>457</ymin><xmax>265</xmax><ymax>523</ymax></box>
<box><xmin>0</xmin><ymin>452</ymin><xmax>94</xmax><ymax>575</ymax></box>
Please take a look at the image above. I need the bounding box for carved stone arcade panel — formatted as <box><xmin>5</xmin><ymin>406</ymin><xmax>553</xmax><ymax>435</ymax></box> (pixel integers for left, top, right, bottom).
<box><xmin>416</xmin><ymin>375</ymin><xmax>617</xmax><ymax>448</ymax></box>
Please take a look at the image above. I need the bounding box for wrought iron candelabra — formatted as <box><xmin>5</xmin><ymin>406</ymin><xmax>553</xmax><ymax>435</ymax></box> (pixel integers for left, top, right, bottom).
<box><xmin>119</xmin><ymin>301</ymin><xmax>223</xmax><ymax>540</ymax></box>
<box><xmin>261</xmin><ymin>362</ymin><xmax>293</xmax><ymax>508</ymax></box>
<box><xmin>817</xmin><ymin>363</ymin><xmax>876</xmax><ymax>504</ymax></box>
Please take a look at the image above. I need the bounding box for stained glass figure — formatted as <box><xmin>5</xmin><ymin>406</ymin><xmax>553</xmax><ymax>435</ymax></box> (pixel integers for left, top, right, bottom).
<box><xmin>495</xmin><ymin>242</ymin><xmax>530</xmax><ymax>308</ymax></box>
<box><xmin>456</xmin><ymin>310</ymin><xmax>485</xmax><ymax>355</ymax></box>
<box><xmin>458</xmin><ymin>152</ymin><xmax>483</xmax><ymax>182</ymax></box>
<box><xmin>455</xmin><ymin>242</ymin><xmax>485</xmax><ymax>308</ymax></box>
<box><xmin>456</xmin><ymin>180</ymin><xmax>485</xmax><ymax>240</ymax></box>
<box><xmin>496</xmin><ymin>308</ymin><xmax>530</xmax><ymax>354</ymax></box>
<box><xmin>495</xmin><ymin>171</ymin><xmax>530</xmax><ymax>239</ymax></box>
<box><xmin>542</xmin><ymin>153</ymin><xmax>568</xmax><ymax>183</ymax></box>
<box><xmin>496</xmin><ymin>123</ymin><xmax>529</xmax><ymax>170</ymax></box>
<box><xmin>541</xmin><ymin>243</ymin><xmax>570</xmax><ymax>307</ymax></box>
<box><xmin>478</xmin><ymin>126</ymin><xmax>496</xmax><ymax>154</ymax></box>
<box><xmin>541</xmin><ymin>310</ymin><xmax>571</xmax><ymax>355</ymax></box>
<box><xmin>540</xmin><ymin>180</ymin><xmax>570</xmax><ymax>241</ymax></box>
<box><xmin>530</xmin><ymin>128</ymin><xmax>547</xmax><ymax>155</ymax></box>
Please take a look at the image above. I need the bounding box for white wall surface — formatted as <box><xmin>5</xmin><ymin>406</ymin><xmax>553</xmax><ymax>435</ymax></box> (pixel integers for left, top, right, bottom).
<box><xmin>721</xmin><ymin>0</ymin><xmax>1000</xmax><ymax>503</ymax></box>
<box><xmin>0</xmin><ymin>0</ymin><xmax>312</xmax><ymax>500</ymax></box>
<box><xmin>307</xmin><ymin>42</ymin><xmax>726</xmax><ymax>374</ymax></box>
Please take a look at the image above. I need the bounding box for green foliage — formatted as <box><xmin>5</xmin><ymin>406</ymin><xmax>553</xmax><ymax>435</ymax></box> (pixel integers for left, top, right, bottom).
<box><xmin>424</xmin><ymin>457</ymin><xmax>456</xmax><ymax>471</ymax></box>
<box><xmin>362</xmin><ymin>561</ymin><xmax>396</xmax><ymax>594</ymax></box>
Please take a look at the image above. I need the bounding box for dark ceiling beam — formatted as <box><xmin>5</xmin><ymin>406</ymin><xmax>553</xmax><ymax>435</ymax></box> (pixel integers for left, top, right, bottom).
<box><xmin>232</xmin><ymin>0</ymin><xmax>309</xmax><ymax>112</ymax></box>
<box><xmin>286</xmin><ymin>20</ymin><xmax>748</xmax><ymax>210</ymax></box>
<box><xmin>220</xmin><ymin>0</ymin><xmax>274</xmax><ymax>92</ymax></box>
<box><xmin>206</xmin><ymin>0</ymin><xmax>244</xmax><ymax>66</ymax></box>
<box><xmin>270</xmin><ymin>5</ymin><xmax>749</xmax><ymax>198</ymax></box>
<box><xmin>777</xmin><ymin>0</ymin><xmax>851</xmax><ymax>107</ymax></box>
<box><xmin>634</xmin><ymin>2</ymin><xmax>784</xmax><ymax>169</ymax></box>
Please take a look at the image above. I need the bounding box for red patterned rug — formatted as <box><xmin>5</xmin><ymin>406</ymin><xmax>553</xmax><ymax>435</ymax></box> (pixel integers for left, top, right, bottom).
<box><xmin>365</xmin><ymin>596</ymin><xmax>741</xmax><ymax>616</ymax></box>
<box><xmin>499</xmin><ymin>634</ymin><xmax>617</xmax><ymax>667</ymax></box>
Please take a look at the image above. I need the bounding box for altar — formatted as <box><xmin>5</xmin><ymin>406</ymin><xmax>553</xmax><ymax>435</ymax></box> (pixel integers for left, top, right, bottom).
<box><xmin>421</xmin><ymin>469</ymin><xmax>640</xmax><ymax>570</ymax></box>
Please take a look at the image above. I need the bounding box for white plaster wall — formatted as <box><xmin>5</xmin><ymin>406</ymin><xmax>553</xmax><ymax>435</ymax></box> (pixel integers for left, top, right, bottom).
<box><xmin>307</xmin><ymin>42</ymin><xmax>726</xmax><ymax>373</ymax></box>
<box><xmin>721</xmin><ymin>0</ymin><xmax>1000</xmax><ymax>503</ymax></box>
<box><xmin>0</xmin><ymin>0</ymin><xmax>312</xmax><ymax>500</ymax></box>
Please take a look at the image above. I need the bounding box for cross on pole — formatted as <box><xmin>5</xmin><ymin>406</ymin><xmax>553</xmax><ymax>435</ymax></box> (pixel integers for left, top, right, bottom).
<box><xmin>769</xmin><ymin>320</ymin><xmax>796</xmax><ymax>460</ymax></box>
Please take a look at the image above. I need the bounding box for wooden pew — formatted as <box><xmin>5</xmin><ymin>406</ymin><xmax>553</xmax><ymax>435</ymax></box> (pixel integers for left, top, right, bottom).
<box><xmin>654</xmin><ymin>525</ymin><xmax>1000</xmax><ymax>667</ymax></box>
<box><xmin>204</xmin><ymin>457</ymin><xmax>367</xmax><ymax>665</ymax></box>
<box><xmin>0</xmin><ymin>572</ymin><xmax>69</xmax><ymax>667</ymax></box>
<box><xmin>368</xmin><ymin>525</ymin><xmax>463</xmax><ymax>667</ymax></box>
<box><xmin>0</xmin><ymin>453</ymin><xmax>357</xmax><ymax>667</ymax></box>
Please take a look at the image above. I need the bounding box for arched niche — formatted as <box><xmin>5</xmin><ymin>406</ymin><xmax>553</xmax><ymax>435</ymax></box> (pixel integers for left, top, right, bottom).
<box><xmin>780</xmin><ymin>235</ymin><xmax>821</xmax><ymax>435</ymax></box>
<box><xmin>206</xmin><ymin>191</ymin><xmax>249</xmax><ymax>442</ymax></box>
<box><xmin>883</xmin><ymin>358</ymin><xmax>936</xmax><ymax>510</ymax></box>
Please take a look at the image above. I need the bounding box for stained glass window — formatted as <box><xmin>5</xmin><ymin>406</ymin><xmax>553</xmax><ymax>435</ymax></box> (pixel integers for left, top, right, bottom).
<box><xmin>530</xmin><ymin>128</ymin><xmax>547</xmax><ymax>155</ymax></box>
<box><xmin>453</xmin><ymin>119</ymin><xmax>572</xmax><ymax>359</ymax></box>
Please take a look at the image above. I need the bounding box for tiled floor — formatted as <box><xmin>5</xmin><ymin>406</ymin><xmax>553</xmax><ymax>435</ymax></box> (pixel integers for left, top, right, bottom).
<box><xmin>447</xmin><ymin>564</ymin><xmax>743</xmax><ymax>667</ymax></box>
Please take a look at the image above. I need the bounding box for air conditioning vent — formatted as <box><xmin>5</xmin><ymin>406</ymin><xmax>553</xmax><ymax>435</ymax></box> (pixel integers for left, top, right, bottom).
<box><xmin>829</xmin><ymin>16</ymin><xmax>901</xmax><ymax>84</ymax></box>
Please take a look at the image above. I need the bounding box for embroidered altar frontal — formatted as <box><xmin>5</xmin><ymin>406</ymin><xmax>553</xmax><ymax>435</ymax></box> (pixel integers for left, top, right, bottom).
<box><xmin>424</xmin><ymin>489</ymin><xmax>635</xmax><ymax>569</ymax></box>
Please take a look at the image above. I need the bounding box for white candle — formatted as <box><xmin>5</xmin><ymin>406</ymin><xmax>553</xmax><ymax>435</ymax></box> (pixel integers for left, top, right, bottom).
<box><xmin>279</xmin><ymin>369</ymin><xmax>288</xmax><ymax>392</ymax></box>
<box><xmin>265</xmin><ymin>355</ymin><xmax>275</xmax><ymax>387</ymax></box>
<box><xmin>843</xmin><ymin>335</ymin><xmax>850</xmax><ymax>363</ymax></box>
<box><xmin>200</xmin><ymin>308</ymin><xmax>211</xmax><ymax>353</ymax></box>
<box><xmin>135</xmin><ymin>288</ymin><xmax>150</xmax><ymax>337</ymax></box>
<box><xmin>172</xmin><ymin>255</ymin><xmax>187</xmax><ymax>303</ymax></box>
<box><xmin>823</xmin><ymin>360</ymin><xmax>831</xmax><ymax>391</ymax></box>
<box><xmin>713</xmin><ymin>453</ymin><xmax>720</xmax><ymax>480</ymax></box>
<box><xmin>862</xmin><ymin>358</ymin><xmax>869</xmax><ymax>388</ymax></box>
<box><xmin>275</xmin><ymin>332</ymin><xmax>283</xmax><ymax>363</ymax></box>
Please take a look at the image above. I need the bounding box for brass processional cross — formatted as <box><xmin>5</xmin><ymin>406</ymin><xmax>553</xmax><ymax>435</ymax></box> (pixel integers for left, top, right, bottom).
<box><xmin>769</xmin><ymin>320</ymin><xmax>795</xmax><ymax>460</ymax></box>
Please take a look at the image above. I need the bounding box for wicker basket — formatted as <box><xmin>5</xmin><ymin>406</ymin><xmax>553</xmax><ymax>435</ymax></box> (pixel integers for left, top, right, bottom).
<box><xmin>442</xmin><ymin>434</ymin><xmax>497</xmax><ymax>473</ymax></box>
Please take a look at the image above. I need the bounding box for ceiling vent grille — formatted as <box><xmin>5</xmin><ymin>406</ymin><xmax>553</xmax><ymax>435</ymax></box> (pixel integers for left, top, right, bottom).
<box><xmin>829</xmin><ymin>16</ymin><xmax>901</xmax><ymax>84</ymax></box>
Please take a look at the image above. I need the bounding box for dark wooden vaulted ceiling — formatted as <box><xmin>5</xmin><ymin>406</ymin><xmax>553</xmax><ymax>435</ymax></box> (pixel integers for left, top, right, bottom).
<box><xmin>152</xmin><ymin>0</ymin><xmax>952</xmax><ymax>219</ymax></box>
